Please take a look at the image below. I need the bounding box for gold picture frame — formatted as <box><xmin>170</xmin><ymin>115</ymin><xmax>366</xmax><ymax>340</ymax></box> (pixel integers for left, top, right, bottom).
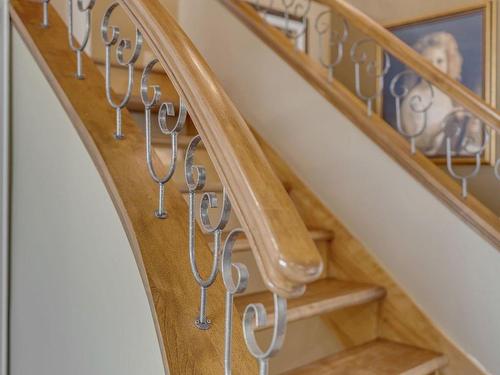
<box><xmin>375</xmin><ymin>1</ymin><xmax>497</xmax><ymax>165</ymax></box>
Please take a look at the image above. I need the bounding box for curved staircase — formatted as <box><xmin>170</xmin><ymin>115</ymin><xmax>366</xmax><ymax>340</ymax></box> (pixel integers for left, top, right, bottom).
<box><xmin>6</xmin><ymin>0</ymin><xmax>498</xmax><ymax>374</ymax></box>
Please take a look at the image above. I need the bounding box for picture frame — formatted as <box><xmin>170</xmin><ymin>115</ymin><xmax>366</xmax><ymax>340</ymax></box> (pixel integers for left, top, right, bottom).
<box><xmin>376</xmin><ymin>1</ymin><xmax>496</xmax><ymax>165</ymax></box>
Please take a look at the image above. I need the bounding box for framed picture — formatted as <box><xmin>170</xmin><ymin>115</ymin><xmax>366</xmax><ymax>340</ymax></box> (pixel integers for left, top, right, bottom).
<box><xmin>250</xmin><ymin>4</ymin><xmax>309</xmax><ymax>53</ymax></box>
<box><xmin>377</xmin><ymin>2</ymin><xmax>496</xmax><ymax>164</ymax></box>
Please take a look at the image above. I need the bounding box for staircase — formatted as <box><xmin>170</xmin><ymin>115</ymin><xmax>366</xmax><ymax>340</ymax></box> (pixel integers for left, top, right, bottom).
<box><xmin>7</xmin><ymin>0</ymin><xmax>498</xmax><ymax>374</ymax></box>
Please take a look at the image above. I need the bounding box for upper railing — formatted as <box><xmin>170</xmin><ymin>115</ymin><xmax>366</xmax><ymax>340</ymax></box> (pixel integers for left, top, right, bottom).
<box><xmin>221</xmin><ymin>0</ymin><xmax>500</xmax><ymax>249</ymax></box>
<box><xmin>27</xmin><ymin>0</ymin><xmax>327</xmax><ymax>373</ymax></box>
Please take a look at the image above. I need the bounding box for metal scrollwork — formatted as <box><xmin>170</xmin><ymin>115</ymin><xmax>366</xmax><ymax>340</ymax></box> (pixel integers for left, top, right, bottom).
<box><xmin>222</xmin><ymin>229</ymin><xmax>249</xmax><ymax>375</ymax></box>
<box><xmin>67</xmin><ymin>0</ymin><xmax>96</xmax><ymax>79</ymax></box>
<box><xmin>243</xmin><ymin>294</ymin><xmax>287</xmax><ymax>375</ymax></box>
<box><xmin>390</xmin><ymin>70</ymin><xmax>434</xmax><ymax>154</ymax></box>
<box><xmin>141</xmin><ymin>59</ymin><xmax>186</xmax><ymax>218</ymax></box>
<box><xmin>315</xmin><ymin>10</ymin><xmax>349</xmax><ymax>82</ymax></box>
<box><xmin>41</xmin><ymin>0</ymin><xmax>50</xmax><ymax>28</ymax></box>
<box><xmin>443</xmin><ymin>109</ymin><xmax>489</xmax><ymax>198</ymax></box>
<box><xmin>185</xmin><ymin>135</ymin><xmax>232</xmax><ymax>330</ymax></box>
<box><xmin>281</xmin><ymin>0</ymin><xmax>311</xmax><ymax>45</ymax></box>
<box><xmin>101</xmin><ymin>3</ymin><xmax>143</xmax><ymax>140</ymax></box>
<box><xmin>350</xmin><ymin>39</ymin><xmax>390</xmax><ymax>116</ymax></box>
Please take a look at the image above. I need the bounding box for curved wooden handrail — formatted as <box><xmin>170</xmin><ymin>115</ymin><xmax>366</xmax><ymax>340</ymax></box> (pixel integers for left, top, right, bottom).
<box><xmin>116</xmin><ymin>0</ymin><xmax>323</xmax><ymax>297</ymax></box>
<box><xmin>314</xmin><ymin>0</ymin><xmax>500</xmax><ymax>131</ymax></box>
<box><xmin>219</xmin><ymin>0</ymin><xmax>500</xmax><ymax>249</ymax></box>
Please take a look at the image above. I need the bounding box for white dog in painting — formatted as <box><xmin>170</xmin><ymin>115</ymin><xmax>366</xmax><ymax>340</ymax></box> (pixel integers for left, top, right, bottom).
<box><xmin>400</xmin><ymin>32</ymin><xmax>482</xmax><ymax>155</ymax></box>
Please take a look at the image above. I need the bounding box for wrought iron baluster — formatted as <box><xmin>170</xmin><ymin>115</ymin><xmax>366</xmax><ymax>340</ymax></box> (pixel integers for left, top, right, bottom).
<box><xmin>390</xmin><ymin>70</ymin><xmax>434</xmax><ymax>154</ymax></box>
<box><xmin>315</xmin><ymin>10</ymin><xmax>349</xmax><ymax>82</ymax></box>
<box><xmin>185</xmin><ymin>135</ymin><xmax>232</xmax><ymax>330</ymax></box>
<box><xmin>101</xmin><ymin>3</ymin><xmax>143</xmax><ymax>140</ymax></box>
<box><xmin>141</xmin><ymin>59</ymin><xmax>186</xmax><ymax>218</ymax></box>
<box><xmin>281</xmin><ymin>0</ymin><xmax>311</xmax><ymax>46</ymax></box>
<box><xmin>222</xmin><ymin>228</ymin><xmax>249</xmax><ymax>375</ymax></box>
<box><xmin>350</xmin><ymin>39</ymin><xmax>390</xmax><ymax>116</ymax></box>
<box><xmin>67</xmin><ymin>0</ymin><xmax>95</xmax><ymax>80</ymax></box>
<box><xmin>243</xmin><ymin>294</ymin><xmax>287</xmax><ymax>375</ymax></box>
<box><xmin>443</xmin><ymin>109</ymin><xmax>489</xmax><ymax>198</ymax></box>
<box><xmin>41</xmin><ymin>0</ymin><xmax>50</xmax><ymax>28</ymax></box>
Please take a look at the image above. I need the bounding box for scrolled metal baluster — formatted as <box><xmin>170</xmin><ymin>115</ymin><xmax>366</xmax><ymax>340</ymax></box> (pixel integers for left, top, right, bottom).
<box><xmin>282</xmin><ymin>0</ymin><xmax>311</xmax><ymax>45</ymax></box>
<box><xmin>390</xmin><ymin>70</ymin><xmax>434</xmax><ymax>154</ymax></box>
<box><xmin>222</xmin><ymin>228</ymin><xmax>249</xmax><ymax>375</ymax></box>
<box><xmin>243</xmin><ymin>294</ymin><xmax>287</xmax><ymax>375</ymax></box>
<box><xmin>350</xmin><ymin>39</ymin><xmax>391</xmax><ymax>116</ymax></box>
<box><xmin>444</xmin><ymin>109</ymin><xmax>489</xmax><ymax>198</ymax></box>
<box><xmin>141</xmin><ymin>59</ymin><xmax>186</xmax><ymax>218</ymax></box>
<box><xmin>67</xmin><ymin>0</ymin><xmax>96</xmax><ymax>80</ymax></box>
<box><xmin>101</xmin><ymin>3</ymin><xmax>143</xmax><ymax>140</ymax></box>
<box><xmin>315</xmin><ymin>10</ymin><xmax>349</xmax><ymax>82</ymax></box>
<box><xmin>185</xmin><ymin>135</ymin><xmax>232</xmax><ymax>330</ymax></box>
<box><xmin>41</xmin><ymin>0</ymin><xmax>50</xmax><ymax>28</ymax></box>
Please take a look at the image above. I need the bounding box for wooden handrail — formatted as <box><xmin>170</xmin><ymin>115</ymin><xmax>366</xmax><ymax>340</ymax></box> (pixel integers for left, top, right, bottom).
<box><xmin>219</xmin><ymin>0</ymin><xmax>500</xmax><ymax>249</ymax></box>
<box><xmin>117</xmin><ymin>0</ymin><xmax>323</xmax><ymax>297</ymax></box>
<box><xmin>315</xmin><ymin>0</ymin><xmax>499</xmax><ymax>131</ymax></box>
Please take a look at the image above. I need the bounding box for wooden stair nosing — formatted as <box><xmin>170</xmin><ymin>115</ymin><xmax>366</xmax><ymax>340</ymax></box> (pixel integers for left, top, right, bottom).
<box><xmin>235</xmin><ymin>278</ymin><xmax>385</xmax><ymax>330</ymax></box>
<box><xmin>282</xmin><ymin>339</ymin><xmax>448</xmax><ymax>375</ymax></box>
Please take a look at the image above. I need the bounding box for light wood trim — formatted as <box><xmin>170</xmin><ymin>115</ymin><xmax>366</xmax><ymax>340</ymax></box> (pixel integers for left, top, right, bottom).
<box><xmin>383</xmin><ymin>2</ymin><xmax>491</xmax><ymax>29</ymax></box>
<box><xmin>117</xmin><ymin>0</ymin><xmax>323</xmax><ymax>297</ymax></box>
<box><xmin>282</xmin><ymin>339</ymin><xmax>448</xmax><ymax>375</ymax></box>
<box><xmin>8</xmin><ymin>2</ymin><xmax>258</xmax><ymax>372</ymax></box>
<box><xmin>218</xmin><ymin>229</ymin><xmax>334</xmax><ymax>253</ymax></box>
<box><xmin>220</xmin><ymin>0</ymin><xmax>500</xmax><ymax>250</ymax></box>
<box><xmin>207</xmin><ymin>229</ymin><xmax>333</xmax><ymax>253</ymax></box>
<box><xmin>314</xmin><ymin>0</ymin><xmax>500</xmax><ymax>131</ymax></box>
<box><xmin>235</xmin><ymin>278</ymin><xmax>386</xmax><ymax>330</ymax></box>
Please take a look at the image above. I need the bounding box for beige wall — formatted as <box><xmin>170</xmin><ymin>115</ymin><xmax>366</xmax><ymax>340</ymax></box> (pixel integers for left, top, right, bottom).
<box><xmin>178</xmin><ymin>1</ymin><xmax>500</xmax><ymax>373</ymax></box>
<box><xmin>10</xmin><ymin>30</ymin><xmax>165</xmax><ymax>375</ymax></box>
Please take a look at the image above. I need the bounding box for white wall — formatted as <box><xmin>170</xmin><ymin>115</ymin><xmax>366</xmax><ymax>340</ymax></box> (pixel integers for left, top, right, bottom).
<box><xmin>0</xmin><ymin>0</ymin><xmax>9</xmax><ymax>373</ymax></box>
<box><xmin>177</xmin><ymin>1</ymin><xmax>500</xmax><ymax>373</ymax></box>
<box><xmin>9</xmin><ymin>29</ymin><xmax>164</xmax><ymax>375</ymax></box>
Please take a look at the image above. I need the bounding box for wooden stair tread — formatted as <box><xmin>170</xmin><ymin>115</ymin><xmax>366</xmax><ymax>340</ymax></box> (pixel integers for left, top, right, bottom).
<box><xmin>235</xmin><ymin>278</ymin><xmax>385</xmax><ymax>328</ymax></box>
<box><xmin>282</xmin><ymin>339</ymin><xmax>447</xmax><ymax>375</ymax></box>
<box><xmin>207</xmin><ymin>228</ymin><xmax>332</xmax><ymax>253</ymax></box>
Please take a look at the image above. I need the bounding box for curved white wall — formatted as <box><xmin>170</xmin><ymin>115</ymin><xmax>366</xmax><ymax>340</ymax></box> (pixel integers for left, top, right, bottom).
<box><xmin>9</xmin><ymin>30</ymin><xmax>164</xmax><ymax>375</ymax></box>
<box><xmin>177</xmin><ymin>1</ymin><xmax>500</xmax><ymax>373</ymax></box>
